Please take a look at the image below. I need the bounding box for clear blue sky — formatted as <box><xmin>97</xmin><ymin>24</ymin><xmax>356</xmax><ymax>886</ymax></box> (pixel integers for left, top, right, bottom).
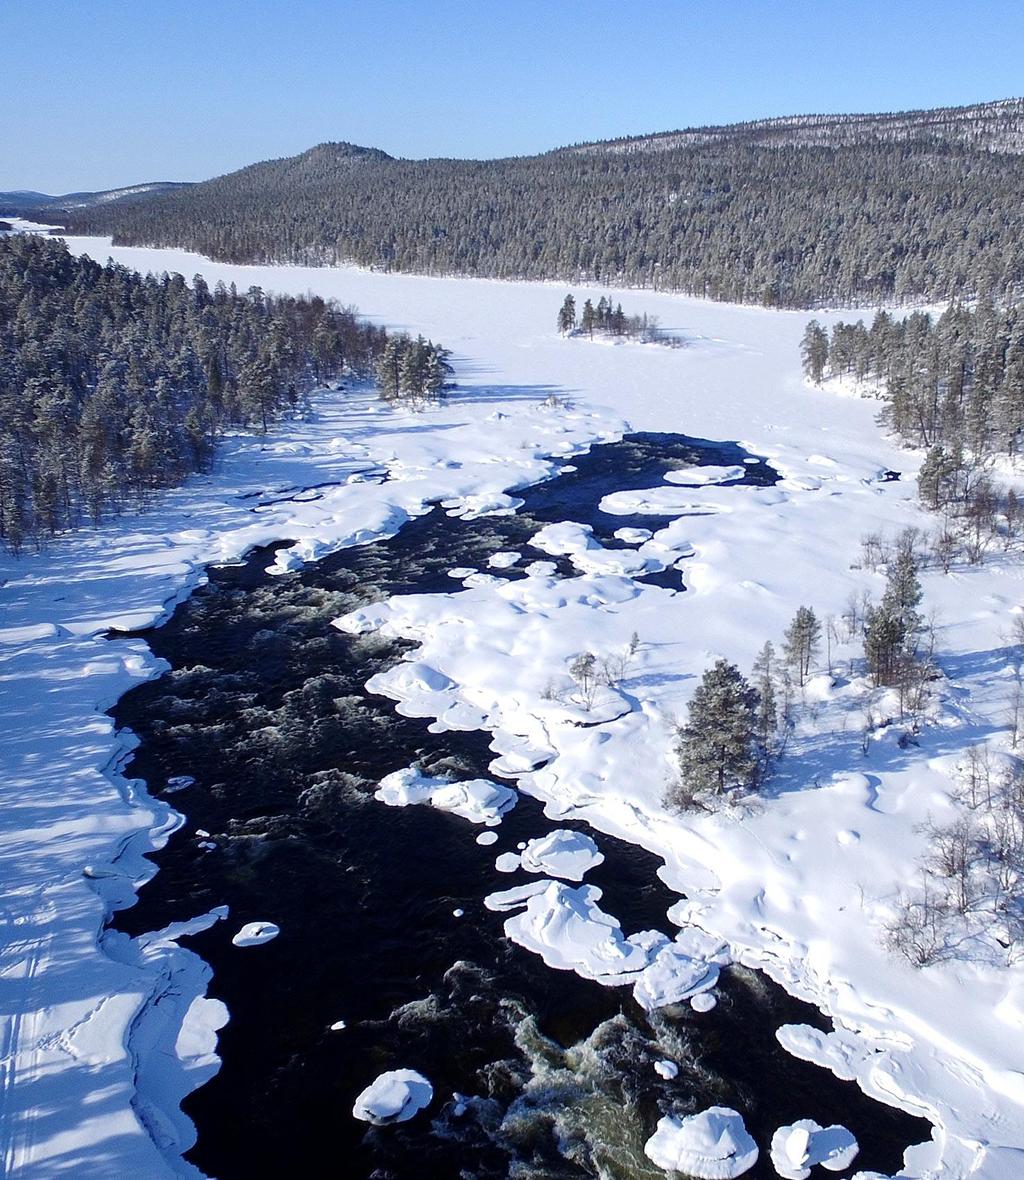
<box><xmin>3</xmin><ymin>0</ymin><xmax>1023</xmax><ymax>193</ymax></box>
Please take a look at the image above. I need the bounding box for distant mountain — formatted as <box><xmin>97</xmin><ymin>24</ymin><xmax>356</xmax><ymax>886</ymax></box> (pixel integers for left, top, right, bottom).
<box><xmin>0</xmin><ymin>182</ymin><xmax>191</xmax><ymax>218</ymax></box>
<box><xmin>61</xmin><ymin>98</ymin><xmax>1024</xmax><ymax>308</ymax></box>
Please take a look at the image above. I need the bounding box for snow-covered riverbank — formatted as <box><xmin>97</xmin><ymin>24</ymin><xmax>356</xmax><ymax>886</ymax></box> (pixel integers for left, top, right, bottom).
<box><xmin>2</xmin><ymin>236</ymin><xmax>1022</xmax><ymax>1176</ymax></box>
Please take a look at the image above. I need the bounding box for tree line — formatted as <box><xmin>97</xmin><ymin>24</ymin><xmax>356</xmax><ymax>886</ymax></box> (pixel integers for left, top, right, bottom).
<box><xmin>0</xmin><ymin>234</ymin><xmax>447</xmax><ymax>552</ymax></box>
<box><xmin>801</xmin><ymin>302</ymin><xmax>1024</xmax><ymax>458</ymax></box>
<box><xmin>60</xmin><ymin>118</ymin><xmax>1024</xmax><ymax>309</ymax></box>
<box><xmin>803</xmin><ymin>305</ymin><xmax>1024</xmax><ymax>567</ymax></box>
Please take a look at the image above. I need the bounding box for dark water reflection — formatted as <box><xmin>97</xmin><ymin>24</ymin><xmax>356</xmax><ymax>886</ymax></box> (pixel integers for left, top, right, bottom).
<box><xmin>111</xmin><ymin>434</ymin><xmax>928</xmax><ymax>1178</ymax></box>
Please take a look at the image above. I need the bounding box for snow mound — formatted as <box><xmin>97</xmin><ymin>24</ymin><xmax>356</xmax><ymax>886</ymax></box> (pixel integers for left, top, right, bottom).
<box><xmin>644</xmin><ymin>1106</ymin><xmax>759</xmax><ymax>1177</ymax></box>
<box><xmin>375</xmin><ymin>767</ymin><xmax>516</xmax><ymax>825</ymax></box>
<box><xmin>664</xmin><ymin>464</ymin><xmax>745</xmax><ymax>485</ymax></box>
<box><xmin>654</xmin><ymin>1059</ymin><xmax>679</xmax><ymax>1080</ymax></box>
<box><xmin>484</xmin><ymin>880</ymin><xmax>661</xmax><ymax>983</ymax></box>
<box><xmin>769</xmin><ymin>1120</ymin><xmax>859</xmax><ymax>1179</ymax></box>
<box><xmin>352</xmin><ymin>1069</ymin><xmax>433</xmax><ymax>1125</ymax></box>
<box><xmin>511</xmin><ymin>829</ymin><xmax>605</xmax><ymax>881</ymax></box>
<box><xmin>231</xmin><ymin>921</ymin><xmax>280</xmax><ymax>947</ymax></box>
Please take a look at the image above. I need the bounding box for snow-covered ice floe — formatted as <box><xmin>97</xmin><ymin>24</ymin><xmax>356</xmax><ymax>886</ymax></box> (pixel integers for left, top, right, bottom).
<box><xmin>485</xmin><ymin>880</ymin><xmax>657</xmax><ymax>982</ymax></box>
<box><xmin>484</xmin><ymin>879</ymin><xmax>725</xmax><ymax>1008</ymax></box>
<box><xmin>496</xmin><ymin>828</ymin><xmax>604</xmax><ymax>881</ymax></box>
<box><xmin>769</xmin><ymin>1120</ymin><xmax>859</xmax><ymax>1179</ymax></box>
<box><xmin>663</xmin><ymin>464</ymin><xmax>746</xmax><ymax>485</ymax></box>
<box><xmin>375</xmin><ymin>767</ymin><xmax>516</xmax><ymax>825</ymax></box>
<box><xmin>231</xmin><ymin>921</ymin><xmax>280</xmax><ymax>947</ymax></box>
<box><xmin>644</xmin><ymin>1106</ymin><xmax>759</xmax><ymax>1177</ymax></box>
<box><xmin>352</xmin><ymin>1069</ymin><xmax>433</xmax><ymax>1125</ymax></box>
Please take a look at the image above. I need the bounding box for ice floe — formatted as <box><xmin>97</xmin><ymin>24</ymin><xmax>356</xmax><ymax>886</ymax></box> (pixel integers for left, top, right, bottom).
<box><xmin>664</xmin><ymin>464</ymin><xmax>745</xmax><ymax>485</ymax></box>
<box><xmin>599</xmin><ymin>487</ymin><xmax>728</xmax><ymax>516</ymax></box>
<box><xmin>231</xmin><ymin>921</ymin><xmax>280</xmax><ymax>947</ymax></box>
<box><xmin>530</xmin><ymin>520</ymin><xmax>665</xmax><ymax>577</ymax></box>
<box><xmin>644</xmin><ymin>1106</ymin><xmax>759</xmax><ymax>1177</ymax></box>
<box><xmin>487</xmin><ymin>550</ymin><xmax>521</xmax><ymax>569</ymax></box>
<box><xmin>484</xmin><ymin>880</ymin><xmax>660</xmax><ymax>983</ymax></box>
<box><xmin>497</xmin><ymin>828</ymin><xmax>605</xmax><ymax>881</ymax></box>
<box><xmin>654</xmin><ymin>1059</ymin><xmax>679</xmax><ymax>1080</ymax></box>
<box><xmin>614</xmin><ymin>526</ymin><xmax>653</xmax><ymax>544</ymax></box>
<box><xmin>632</xmin><ymin>938</ymin><xmax>721</xmax><ymax>1012</ymax></box>
<box><xmin>769</xmin><ymin>1120</ymin><xmax>859</xmax><ymax>1179</ymax></box>
<box><xmin>352</xmin><ymin>1069</ymin><xmax>433</xmax><ymax>1125</ymax></box>
<box><xmin>375</xmin><ymin>767</ymin><xmax>516</xmax><ymax>825</ymax></box>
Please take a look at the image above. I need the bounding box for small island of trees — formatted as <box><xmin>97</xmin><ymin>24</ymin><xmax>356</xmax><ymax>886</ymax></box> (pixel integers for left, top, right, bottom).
<box><xmin>557</xmin><ymin>293</ymin><xmax>676</xmax><ymax>346</ymax></box>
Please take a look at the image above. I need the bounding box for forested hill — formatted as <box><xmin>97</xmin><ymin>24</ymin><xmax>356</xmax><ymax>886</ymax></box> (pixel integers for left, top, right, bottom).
<box><xmin>61</xmin><ymin>98</ymin><xmax>1024</xmax><ymax>309</ymax></box>
<box><xmin>567</xmin><ymin>97</ymin><xmax>1024</xmax><ymax>154</ymax></box>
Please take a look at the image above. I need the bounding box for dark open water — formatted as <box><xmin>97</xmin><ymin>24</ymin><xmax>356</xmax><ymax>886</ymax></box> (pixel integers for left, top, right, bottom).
<box><xmin>111</xmin><ymin>434</ymin><xmax>928</xmax><ymax>1178</ymax></box>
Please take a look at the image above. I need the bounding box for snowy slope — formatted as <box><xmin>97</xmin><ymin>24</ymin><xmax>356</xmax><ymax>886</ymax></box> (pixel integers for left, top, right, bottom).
<box><xmin>1</xmin><ymin>233</ymin><xmax>1022</xmax><ymax>1176</ymax></box>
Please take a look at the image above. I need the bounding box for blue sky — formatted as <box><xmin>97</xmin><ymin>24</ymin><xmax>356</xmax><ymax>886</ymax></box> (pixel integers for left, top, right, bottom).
<box><xmin>3</xmin><ymin>0</ymin><xmax>1023</xmax><ymax>192</ymax></box>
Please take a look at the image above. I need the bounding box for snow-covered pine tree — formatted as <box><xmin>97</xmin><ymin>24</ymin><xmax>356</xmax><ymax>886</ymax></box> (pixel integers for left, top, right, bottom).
<box><xmin>671</xmin><ymin>659</ymin><xmax>759</xmax><ymax>804</ymax></box>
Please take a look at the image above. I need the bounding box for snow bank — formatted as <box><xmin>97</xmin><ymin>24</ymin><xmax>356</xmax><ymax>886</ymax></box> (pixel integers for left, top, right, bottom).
<box><xmin>769</xmin><ymin>1120</ymin><xmax>859</xmax><ymax>1179</ymax></box>
<box><xmin>644</xmin><ymin>1106</ymin><xmax>759</xmax><ymax>1177</ymax></box>
<box><xmin>352</xmin><ymin>1069</ymin><xmax>433</xmax><ymax>1125</ymax></box>
<box><xmin>375</xmin><ymin>767</ymin><xmax>516</xmax><ymax>825</ymax></box>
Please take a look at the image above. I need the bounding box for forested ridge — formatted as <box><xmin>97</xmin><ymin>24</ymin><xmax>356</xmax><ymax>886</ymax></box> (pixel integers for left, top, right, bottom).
<box><xmin>0</xmin><ymin>234</ymin><xmax>446</xmax><ymax>551</ymax></box>
<box><xmin>61</xmin><ymin>99</ymin><xmax>1024</xmax><ymax>309</ymax></box>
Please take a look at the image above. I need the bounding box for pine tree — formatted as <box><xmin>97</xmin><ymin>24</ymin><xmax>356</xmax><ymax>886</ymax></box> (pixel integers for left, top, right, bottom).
<box><xmin>581</xmin><ymin>299</ymin><xmax>596</xmax><ymax>338</ymax></box>
<box><xmin>557</xmin><ymin>294</ymin><xmax>576</xmax><ymax>335</ymax></box>
<box><xmin>783</xmin><ymin>606</ymin><xmax>821</xmax><ymax>687</ymax></box>
<box><xmin>800</xmin><ymin>320</ymin><xmax>830</xmax><ymax>383</ymax></box>
<box><xmin>864</xmin><ymin>549</ymin><xmax>923</xmax><ymax>685</ymax></box>
<box><xmin>673</xmin><ymin>659</ymin><xmax>759</xmax><ymax>801</ymax></box>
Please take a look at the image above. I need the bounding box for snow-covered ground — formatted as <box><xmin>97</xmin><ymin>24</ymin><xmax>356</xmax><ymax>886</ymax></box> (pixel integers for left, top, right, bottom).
<box><xmin>2</xmin><ymin>234</ymin><xmax>1023</xmax><ymax>1176</ymax></box>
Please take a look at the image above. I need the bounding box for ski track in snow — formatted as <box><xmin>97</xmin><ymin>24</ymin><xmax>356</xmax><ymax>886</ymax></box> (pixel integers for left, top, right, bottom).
<box><xmin>1</xmin><ymin>234</ymin><xmax>1023</xmax><ymax>1176</ymax></box>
